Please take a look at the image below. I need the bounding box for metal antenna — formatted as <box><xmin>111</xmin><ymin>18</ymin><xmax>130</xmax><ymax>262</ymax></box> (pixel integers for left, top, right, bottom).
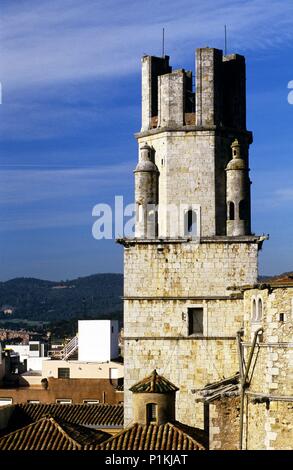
<box><xmin>224</xmin><ymin>25</ymin><xmax>227</xmax><ymax>55</ymax></box>
<box><xmin>162</xmin><ymin>27</ymin><xmax>165</xmax><ymax>57</ymax></box>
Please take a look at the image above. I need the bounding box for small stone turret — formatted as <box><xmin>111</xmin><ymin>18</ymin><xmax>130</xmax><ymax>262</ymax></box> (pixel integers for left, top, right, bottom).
<box><xmin>226</xmin><ymin>139</ymin><xmax>251</xmax><ymax>236</ymax></box>
<box><xmin>134</xmin><ymin>144</ymin><xmax>159</xmax><ymax>238</ymax></box>
<box><xmin>130</xmin><ymin>370</ymin><xmax>179</xmax><ymax>425</ymax></box>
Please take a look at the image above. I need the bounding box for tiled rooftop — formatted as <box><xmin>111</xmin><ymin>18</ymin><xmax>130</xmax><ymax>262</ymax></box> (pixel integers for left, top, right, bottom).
<box><xmin>129</xmin><ymin>370</ymin><xmax>179</xmax><ymax>394</ymax></box>
<box><xmin>7</xmin><ymin>403</ymin><xmax>124</xmax><ymax>431</ymax></box>
<box><xmin>263</xmin><ymin>273</ymin><xmax>293</xmax><ymax>286</ymax></box>
<box><xmin>0</xmin><ymin>416</ymin><xmax>111</xmax><ymax>450</ymax></box>
<box><xmin>91</xmin><ymin>421</ymin><xmax>207</xmax><ymax>450</ymax></box>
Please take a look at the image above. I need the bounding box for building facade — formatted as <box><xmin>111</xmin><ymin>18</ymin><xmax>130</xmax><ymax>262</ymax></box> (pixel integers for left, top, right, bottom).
<box><xmin>206</xmin><ymin>276</ymin><xmax>293</xmax><ymax>450</ymax></box>
<box><xmin>120</xmin><ymin>47</ymin><xmax>266</xmax><ymax>428</ymax></box>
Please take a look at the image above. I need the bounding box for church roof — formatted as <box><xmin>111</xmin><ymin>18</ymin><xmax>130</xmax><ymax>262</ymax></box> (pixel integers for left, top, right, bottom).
<box><xmin>129</xmin><ymin>370</ymin><xmax>179</xmax><ymax>394</ymax></box>
<box><xmin>0</xmin><ymin>416</ymin><xmax>111</xmax><ymax>450</ymax></box>
<box><xmin>87</xmin><ymin>421</ymin><xmax>207</xmax><ymax>450</ymax></box>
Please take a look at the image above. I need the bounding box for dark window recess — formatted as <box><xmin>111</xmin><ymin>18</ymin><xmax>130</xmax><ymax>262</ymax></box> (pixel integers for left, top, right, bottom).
<box><xmin>188</xmin><ymin>308</ymin><xmax>204</xmax><ymax>335</ymax></box>
<box><xmin>279</xmin><ymin>313</ymin><xmax>285</xmax><ymax>322</ymax></box>
<box><xmin>58</xmin><ymin>368</ymin><xmax>70</xmax><ymax>379</ymax></box>
<box><xmin>228</xmin><ymin>201</ymin><xmax>235</xmax><ymax>220</ymax></box>
<box><xmin>239</xmin><ymin>200</ymin><xmax>247</xmax><ymax>220</ymax></box>
<box><xmin>184</xmin><ymin>210</ymin><xmax>197</xmax><ymax>236</ymax></box>
<box><xmin>29</xmin><ymin>344</ymin><xmax>39</xmax><ymax>352</ymax></box>
<box><xmin>146</xmin><ymin>403</ymin><xmax>157</xmax><ymax>424</ymax></box>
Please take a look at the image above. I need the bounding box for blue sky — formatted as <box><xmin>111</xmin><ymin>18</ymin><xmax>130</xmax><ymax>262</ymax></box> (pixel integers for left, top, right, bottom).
<box><xmin>0</xmin><ymin>0</ymin><xmax>292</xmax><ymax>281</ymax></box>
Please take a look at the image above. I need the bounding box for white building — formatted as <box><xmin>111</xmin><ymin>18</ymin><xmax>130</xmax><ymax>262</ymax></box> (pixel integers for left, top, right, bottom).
<box><xmin>5</xmin><ymin>341</ymin><xmax>50</xmax><ymax>373</ymax></box>
<box><xmin>78</xmin><ymin>320</ymin><xmax>119</xmax><ymax>362</ymax></box>
<box><xmin>42</xmin><ymin>319</ymin><xmax>122</xmax><ymax>380</ymax></box>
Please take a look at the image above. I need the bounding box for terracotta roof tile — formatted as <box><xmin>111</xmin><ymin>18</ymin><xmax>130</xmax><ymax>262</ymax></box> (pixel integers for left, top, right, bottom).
<box><xmin>88</xmin><ymin>422</ymin><xmax>207</xmax><ymax>450</ymax></box>
<box><xmin>0</xmin><ymin>416</ymin><xmax>111</xmax><ymax>451</ymax></box>
<box><xmin>8</xmin><ymin>403</ymin><xmax>123</xmax><ymax>431</ymax></box>
<box><xmin>129</xmin><ymin>370</ymin><xmax>179</xmax><ymax>394</ymax></box>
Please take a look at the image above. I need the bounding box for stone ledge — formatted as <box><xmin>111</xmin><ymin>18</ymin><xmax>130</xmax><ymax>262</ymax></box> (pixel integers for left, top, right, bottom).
<box><xmin>135</xmin><ymin>125</ymin><xmax>253</xmax><ymax>141</ymax></box>
<box><xmin>117</xmin><ymin>235</ymin><xmax>265</xmax><ymax>246</ymax></box>
<box><xmin>124</xmin><ymin>336</ymin><xmax>236</xmax><ymax>341</ymax></box>
<box><xmin>123</xmin><ymin>295</ymin><xmax>243</xmax><ymax>301</ymax></box>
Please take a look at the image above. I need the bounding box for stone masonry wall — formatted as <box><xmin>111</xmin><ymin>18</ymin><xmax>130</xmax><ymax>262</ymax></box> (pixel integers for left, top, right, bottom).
<box><xmin>124</xmin><ymin>241</ymin><xmax>258</xmax><ymax>298</ymax></box>
<box><xmin>209</xmin><ymin>397</ymin><xmax>240</xmax><ymax>450</ymax></box>
<box><xmin>242</xmin><ymin>287</ymin><xmax>293</xmax><ymax>449</ymax></box>
<box><xmin>246</xmin><ymin>401</ymin><xmax>293</xmax><ymax>450</ymax></box>
<box><xmin>243</xmin><ymin>288</ymin><xmax>293</xmax><ymax>396</ymax></box>
<box><xmin>124</xmin><ymin>338</ymin><xmax>238</xmax><ymax>429</ymax></box>
<box><xmin>138</xmin><ymin>131</ymin><xmax>217</xmax><ymax>237</ymax></box>
<box><xmin>124</xmin><ymin>241</ymin><xmax>258</xmax><ymax>427</ymax></box>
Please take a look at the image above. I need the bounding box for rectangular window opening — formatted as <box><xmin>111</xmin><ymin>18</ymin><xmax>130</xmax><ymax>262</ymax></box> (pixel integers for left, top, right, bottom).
<box><xmin>56</xmin><ymin>399</ymin><xmax>72</xmax><ymax>404</ymax></box>
<box><xmin>58</xmin><ymin>367</ymin><xmax>70</xmax><ymax>379</ymax></box>
<box><xmin>83</xmin><ymin>399</ymin><xmax>100</xmax><ymax>404</ymax></box>
<box><xmin>188</xmin><ymin>307</ymin><xmax>203</xmax><ymax>336</ymax></box>
<box><xmin>146</xmin><ymin>403</ymin><xmax>157</xmax><ymax>424</ymax></box>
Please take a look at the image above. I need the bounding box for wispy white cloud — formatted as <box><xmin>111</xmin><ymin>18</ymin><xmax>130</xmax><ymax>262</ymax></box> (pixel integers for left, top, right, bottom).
<box><xmin>253</xmin><ymin>168</ymin><xmax>293</xmax><ymax>210</ymax></box>
<box><xmin>0</xmin><ymin>161</ymin><xmax>133</xmax><ymax>205</ymax></box>
<box><xmin>1</xmin><ymin>0</ymin><xmax>293</xmax><ymax>91</ymax></box>
<box><xmin>275</xmin><ymin>188</ymin><xmax>293</xmax><ymax>202</ymax></box>
<box><xmin>0</xmin><ymin>101</ymin><xmax>138</xmax><ymax>140</ymax></box>
<box><xmin>0</xmin><ymin>208</ymin><xmax>90</xmax><ymax>232</ymax></box>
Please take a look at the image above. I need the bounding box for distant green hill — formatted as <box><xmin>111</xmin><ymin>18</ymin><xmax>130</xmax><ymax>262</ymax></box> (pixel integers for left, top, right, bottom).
<box><xmin>0</xmin><ymin>274</ymin><xmax>123</xmax><ymax>324</ymax></box>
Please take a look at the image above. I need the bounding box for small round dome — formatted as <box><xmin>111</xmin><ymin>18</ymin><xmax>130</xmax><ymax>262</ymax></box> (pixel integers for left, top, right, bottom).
<box><xmin>226</xmin><ymin>158</ymin><xmax>246</xmax><ymax>171</ymax></box>
<box><xmin>134</xmin><ymin>144</ymin><xmax>158</xmax><ymax>172</ymax></box>
<box><xmin>134</xmin><ymin>160</ymin><xmax>159</xmax><ymax>172</ymax></box>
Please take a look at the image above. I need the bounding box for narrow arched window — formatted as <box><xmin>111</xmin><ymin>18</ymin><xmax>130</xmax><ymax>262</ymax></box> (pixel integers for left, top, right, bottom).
<box><xmin>228</xmin><ymin>202</ymin><xmax>235</xmax><ymax>220</ymax></box>
<box><xmin>184</xmin><ymin>210</ymin><xmax>197</xmax><ymax>236</ymax></box>
<box><xmin>257</xmin><ymin>298</ymin><xmax>263</xmax><ymax>321</ymax></box>
<box><xmin>136</xmin><ymin>203</ymin><xmax>143</xmax><ymax>222</ymax></box>
<box><xmin>239</xmin><ymin>200</ymin><xmax>246</xmax><ymax>220</ymax></box>
<box><xmin>252</xmin><ymin>298</ymin><xmax>257</xmax><ymax>321</ymax></box>
<box><xmin>146</xmin><ymin>403</ymin><xmax>157</xmax><ymax>424</ymax></box>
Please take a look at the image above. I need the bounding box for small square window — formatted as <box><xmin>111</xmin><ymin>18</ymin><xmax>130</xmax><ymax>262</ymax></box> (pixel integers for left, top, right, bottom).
<box><xmin>188</xmin><ymin>308</ymin><xmax>203</xmax><ymax>335</ymax></box>
<box><xmin>58</xmin><ymin>368</ymin><xmax>70</xmax><ymax>379</ymax></box>
<box><xmin>0</xmin><ymin>398</ymin><xmax>13</xmax><ymax>406</ymax></box>
<box><xmin>83</xmin><ymin>399</ymin><xmax>100</xmax><ymax>404</ymax></box>
<box><xmin>56</xmin><ymin>399</ymin><xmax>72</xmax><ymax>405</ymax></box>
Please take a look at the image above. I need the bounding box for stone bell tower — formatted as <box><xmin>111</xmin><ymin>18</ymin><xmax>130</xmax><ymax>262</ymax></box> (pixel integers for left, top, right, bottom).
<box><xmin>119</xmin><ymin>47</ymin><xmax>265</xmax><ymax>428</ymax></box>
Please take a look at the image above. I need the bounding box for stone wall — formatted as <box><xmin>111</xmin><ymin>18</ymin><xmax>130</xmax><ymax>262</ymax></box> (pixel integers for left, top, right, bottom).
<box><xmin>246</xmin><ymin>400</ymin><xmax>293</xmax><ymax>450</ymax></box>
<box><xmin>209</xmin><ymin>397</ymin><xmax>240</xmax><ymax>450</ymax></box>
<box><xmin>242</xmin><ymin>286</ymin><xmax>293</xmax><ymax>449</ymax></box>
<box><xmin>123</xmin><ymin>240</ymin><xmax>259</xmax><ymax>428</ymax></box>
<box><xmin>124</xmin><ymin>240</ymin><xmax>258</xmax><ymax>298</ymax></box>
<box><xmin>124</xmin><ymin>338</ymin><xmax>239</xmax><ymax>429</ymax></box>
<box><xmin>138</xmin><ymin>49</ymin><xmax>252</xmax><ymax>238</ymax></box>
<box><xmin>243</xmin><ymin>287</ymin><xmax>293</xmax><ymax>396</ymax></box>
